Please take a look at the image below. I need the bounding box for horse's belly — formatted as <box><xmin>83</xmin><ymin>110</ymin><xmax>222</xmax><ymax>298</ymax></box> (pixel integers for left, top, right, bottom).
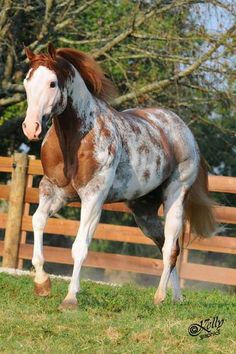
<box><xmin>107</xmin><ymin>158</ymin><xmax>171</xmax><ymax>202</ymax></box>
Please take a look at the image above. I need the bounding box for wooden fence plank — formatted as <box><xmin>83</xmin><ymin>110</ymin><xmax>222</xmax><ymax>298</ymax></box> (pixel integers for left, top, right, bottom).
<box><xmin>1</xmin><ymin>241</ymin><xmax>235</xmax><ymax>284</ymax></box>
<box><xmin>2</xmin><ymin>212</ymin><xmax>235</xmax><ymax>254</ymax></box>
<box><xmin>70</xmin><ymin>201</ymin><xmax>131</xmax><ymax>213</ymax></box>
<box><xmin>21</xmin><ymin>215</ymin><xmax>154</xmax><ymax>244</ymax></box>
<box><xmin>21</xmin><ymin>215</ymin><xmax>236</xmax><ymax>253</ymax></box>
<box><xmin>214</xmin><ymin>206</ymin><xmax>236</xmax><ymax>224</ymax></box>
<box><xmin>22</xmin><ymin>216</ymin><xmax>236</xmax><ymax>254</ymax></box>
<box><xmin>208</xmin><ymin>175</ymin><xmax>236</xmax><ymax>194</ymax></box>
<box><xmin>15</xmin><ymin>243</ymin><xmax>163</xmax><ymax>276</ymax></box>
<box><xmin>0</xmin><ymin>185</ymin><xmax>10</xmax><ymax>200</ymax></box>
<box><xmin>184</xmin><ymin>236</ymin><xmax>236</xmax><ymax>255</ymax></box>
<box><xmin>0</xmin><ymin>240</ymin><xmax>5</xmax><ymax>255</ymax></box>
<box><xmin>0</xmin><ymin>157</ymin><xmax>13</xmax><ymax>173</ymax></box>
<box><xmin>28</xmin><ymin>160</ymin><xmax>43</xmax><ymax>175</ymax></box>
<box><xmin>0</xmin><ymin>213</ymin><xmax>7</xmax><ymax>228</ymax></box>
<box><xmin>180</xmin><ymin>262</ymin><xmax>236</xmax><ymax>285</ymax></box>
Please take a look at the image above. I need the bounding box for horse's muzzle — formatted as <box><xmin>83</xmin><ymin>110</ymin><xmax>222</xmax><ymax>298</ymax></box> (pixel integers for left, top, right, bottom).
<box><xmin>22</xmin><ymin>119</ymin><xmax>42</xmax><ymax>141</ymax></box>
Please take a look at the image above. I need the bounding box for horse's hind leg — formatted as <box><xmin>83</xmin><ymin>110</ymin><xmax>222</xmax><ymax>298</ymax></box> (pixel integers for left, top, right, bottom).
<box><xmin>126</xmin><ymin>187</ymin><xmax>164</xmax><ymax>251</ymax></box>
<box><xmin>127</xmin><ymin>187</ymin><xmax>182</xmax><ymax>302</ymax></box>
<box><xmin>32</xmin><ymin>176</ymin><xmax>66</xmax><ymax>296</ymax></box>
<box><xmin>154</xmin><ymin>168</ymin><xmax>194</xmax><ymax>304</ymax></box>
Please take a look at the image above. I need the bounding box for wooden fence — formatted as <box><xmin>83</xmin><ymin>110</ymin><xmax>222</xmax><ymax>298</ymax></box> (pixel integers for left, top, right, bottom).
<box><xmin>0</xmin><ymin>153</ymin><xmax>236</xmax><ymax>286</ymax></box>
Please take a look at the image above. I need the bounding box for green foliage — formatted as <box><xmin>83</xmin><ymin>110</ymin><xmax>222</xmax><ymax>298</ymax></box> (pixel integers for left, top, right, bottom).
<box><xmin>0</xmin><ymin>273</ymin><xmax>235</xmax><ymax>354</ymax></box>
<box><xmin>0</xmin><ymin>101</ymin><xmax>27</xmax><ymax>125</ymax></box>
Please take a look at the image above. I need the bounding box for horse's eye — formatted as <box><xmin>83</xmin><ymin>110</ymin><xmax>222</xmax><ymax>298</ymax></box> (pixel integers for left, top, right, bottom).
<box><xmin>50</xmin><ymin>81</ymin><xmax>56</xmax><ymax>88</ymax></box>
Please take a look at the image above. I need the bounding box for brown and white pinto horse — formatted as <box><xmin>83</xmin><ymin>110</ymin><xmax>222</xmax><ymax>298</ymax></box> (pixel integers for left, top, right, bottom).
<box><xmin>22</xmin><ymin>43</ymin><xmax>216</xmax><ymax>310</ymax></box>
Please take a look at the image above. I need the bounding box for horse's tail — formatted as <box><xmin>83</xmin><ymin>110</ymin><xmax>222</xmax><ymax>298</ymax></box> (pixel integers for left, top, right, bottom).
<box><xmin>184</xmin><ymin>156</ymin><xmax>217</xmax><ymax>238</ymax></box>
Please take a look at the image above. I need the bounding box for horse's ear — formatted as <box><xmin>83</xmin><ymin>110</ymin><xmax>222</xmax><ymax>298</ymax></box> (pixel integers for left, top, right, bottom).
<box><xmin>48</xmin><ymin>42</ymin><xmax>56</xmax><ymax>60</ymax></box>
<box><xmin>24</xmin><ymin>47</ymin><xmax>35</xmax><ymax>61</ymax></box>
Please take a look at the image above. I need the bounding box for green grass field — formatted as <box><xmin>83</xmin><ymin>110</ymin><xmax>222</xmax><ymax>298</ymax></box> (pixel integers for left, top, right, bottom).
<box><xmin>0</xmin><ymin>273</ymin><xmax>235</xmax><ymax>354</ymax></box>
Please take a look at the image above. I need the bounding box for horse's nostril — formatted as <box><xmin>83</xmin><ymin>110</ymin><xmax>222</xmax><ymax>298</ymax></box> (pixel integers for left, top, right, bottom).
<box><xmin>35</xmin><ymin>122</ymin><xmax>40</xmax><ymax>132</ymax></box>
<box><xmin>22</xmin><ymin>122</ymin><xmax>26</xmax><ymax>129</ymax></box>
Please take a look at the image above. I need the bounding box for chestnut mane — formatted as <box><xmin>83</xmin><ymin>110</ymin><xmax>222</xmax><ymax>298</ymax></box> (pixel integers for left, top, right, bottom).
<box><xmin>28</xmin><ymin>48</ymin><xmax>116</xmax><ymax>101</ymax></box>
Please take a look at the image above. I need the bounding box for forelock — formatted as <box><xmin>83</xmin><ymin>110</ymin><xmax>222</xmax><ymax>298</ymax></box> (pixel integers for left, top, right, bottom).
<box><xmin>28</xmin><ymin>54</ymin><xmax>73</xmax><ymax>88</ymax></box>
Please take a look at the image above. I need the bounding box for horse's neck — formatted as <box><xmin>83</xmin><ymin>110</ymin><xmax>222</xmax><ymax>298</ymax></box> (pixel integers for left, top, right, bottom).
<box><xmin>67</xmin><ymin>70</ymin><xmax>97</xmax><ymax>132</ymax></box>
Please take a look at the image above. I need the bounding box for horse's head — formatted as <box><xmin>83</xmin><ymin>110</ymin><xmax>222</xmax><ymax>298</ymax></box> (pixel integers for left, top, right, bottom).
<box><xmin>23</xmin><ymin>43</ymin><xmax>116</xmax><ymax>140</ymax></box>
<box><xmin>23</xmin><ymin>43</ymin><xmax>70</xmax><ymax>140</ymax></box>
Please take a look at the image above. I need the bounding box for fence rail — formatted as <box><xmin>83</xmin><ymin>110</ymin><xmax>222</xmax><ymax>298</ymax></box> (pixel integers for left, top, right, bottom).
<box><xmin>0</xmin><ymin>153</ymin><xmax>236</xmax><ymax>286</ymax></box>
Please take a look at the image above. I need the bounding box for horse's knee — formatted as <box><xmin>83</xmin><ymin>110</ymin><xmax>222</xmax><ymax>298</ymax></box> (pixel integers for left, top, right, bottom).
<box><xmin>32</xmin><ymin>209</ymin><xmax>47</xmax><ymax>231</ymax></box>
<box><xmin>71</xmin><ymin>240</ymin><xmax>88</xmax><ymax>262</ymax></box>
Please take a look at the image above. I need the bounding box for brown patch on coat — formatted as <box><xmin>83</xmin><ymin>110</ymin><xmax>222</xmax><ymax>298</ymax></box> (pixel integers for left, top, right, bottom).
<box><xmin>123</xmin><ymin>139</ymin><xmax>130</xmax><ymax>154</ymax></box>
<box><xmin>73</xmin><ymin>129</ymin><xmax>99</xmax><ymax>189</ymax></box>
<box><xmin>41</xmin><ymin>124</ymin><xmax>70</xmax><ymax>187</ymax></box>
<box><xmin>108</xmin><ymin>144</ymin><xmax>116</xmax><ymax>156</ymax></box>
<box><xmin>130</xmin><ymin>123</ymin><xmax>142</xmax><ymax>135</ymax></box>
<box><xmin>41</xmin><ymin>98</ymin><xmax>99</xmax><ymax>191</ymax></box>
<box><xmin>156</xmin><ymin>156</ymin><xmax>161</xmax><ymax>171</ymax></box>
<box><xmin>53</xmin><ymin>98</ymin><xmax>84</xmax><ymax>181</ymax></box>
<box><xmin>143</xmin><ymin>169</ymin><xmax>150</xmax><ymax>182</ymax></box>
<box><xmin>170</xmin><ymin>239</ymin><xmax>180</xmax><ymax>271</ymax></box>
<box><xmin>97</xmin><ymin>116</ymin><xmax>111</xmax><ymax>138</ymax></box>
<box><xmin>41</xmin><ymin>100</ymin><xmax>82</xmax><ymax>187</ymax></box>
<box><xmin>138</xmin><ymin>144</ymin><xmax>149</xmax><ymax>154</ymax></box>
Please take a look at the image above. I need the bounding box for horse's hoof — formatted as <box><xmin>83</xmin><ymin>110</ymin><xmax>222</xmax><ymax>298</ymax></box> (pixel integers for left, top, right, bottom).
<box><xmin>153</xmin><ymin>292</ymin><xmax>165</xmax><ymax>305</ymax></box>
<box><xmin>34</xmin><ymin>277</ymin><xmax>51</xmax><ymax>297</ymax></box>
<box><xmin>58</xmin><ymin>298</ymin><xmax>78</xmax><ymax>311</ymax></box>
<box><xmin>173</xmin><ymin>295</ymin><xmax>185</xmax><ymax>303</ymax></box>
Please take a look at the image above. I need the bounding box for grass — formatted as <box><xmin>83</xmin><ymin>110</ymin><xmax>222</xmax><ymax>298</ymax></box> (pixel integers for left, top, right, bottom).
<box><xmin>0</xmin><ymin>273</ymin><xmax>235</xmax><ymax>354</ymax></box>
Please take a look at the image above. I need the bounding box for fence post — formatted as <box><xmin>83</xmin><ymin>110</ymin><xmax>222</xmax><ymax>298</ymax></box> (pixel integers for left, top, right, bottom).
<box><xmin>17</xmin><ymin>155</ymin><xmax>35</xmax><ymax>269</ymax></box>
<box><xmin>2</xmin><ymin>152</ymin><xmax>28</xmax><ymax>268</ymax></box>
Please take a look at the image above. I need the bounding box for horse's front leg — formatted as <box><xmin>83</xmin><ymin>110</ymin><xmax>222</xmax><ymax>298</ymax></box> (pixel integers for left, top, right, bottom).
<box><xmin>32</xmin><ymin>177</ymin><xmax>66</xmax><ymax>296</ymax></box>
<box><xmin>59</xmin><ymin>167</ymin><xmax>116</xmax><ymax>311</ymax></box>
<box><xmin>59</xmin><ymin>195</ymin><xmax>104</xmax><ymax>310</ymax></box>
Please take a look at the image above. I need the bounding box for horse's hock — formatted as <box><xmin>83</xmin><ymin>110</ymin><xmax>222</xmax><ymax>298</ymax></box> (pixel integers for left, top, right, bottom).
<box><xmin>0</xmin><ymin>152</ymin><xmax>236</xmax><ymax>287</ymax></box>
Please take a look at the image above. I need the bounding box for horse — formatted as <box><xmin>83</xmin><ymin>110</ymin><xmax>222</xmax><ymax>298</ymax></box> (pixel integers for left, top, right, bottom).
<box><xmin>22</xmin><ymin>43</ymin><xmax>216</xmax><ymax>310</ymax></box>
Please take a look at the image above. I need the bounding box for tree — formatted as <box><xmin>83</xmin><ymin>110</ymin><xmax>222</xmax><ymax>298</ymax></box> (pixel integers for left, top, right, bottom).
<box><xmin>0</xmin><ymin>0</ymin><xmax>235</xmax><ymax>177</ymax></box>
